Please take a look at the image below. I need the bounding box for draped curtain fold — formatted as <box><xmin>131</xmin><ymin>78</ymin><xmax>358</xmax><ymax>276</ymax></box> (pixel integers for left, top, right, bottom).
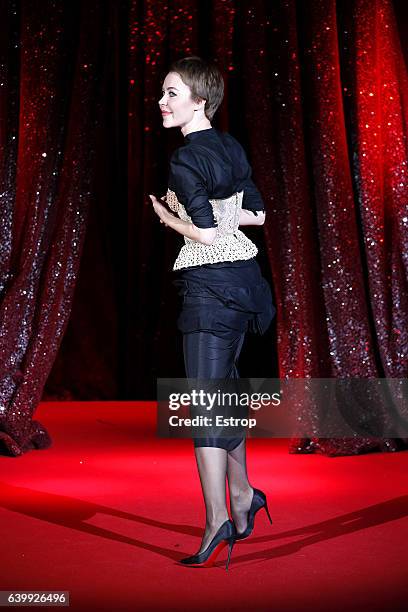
<box><xmin>0</xmin><ymin>1</ymin><xmax>106</xmax><ymax>454</ymax></box>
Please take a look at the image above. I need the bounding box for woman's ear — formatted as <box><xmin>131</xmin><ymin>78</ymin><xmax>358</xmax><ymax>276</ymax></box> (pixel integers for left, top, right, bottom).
<box><xmin>194</xmin><ymin>97</ymin><xmax>206</xmax><ymax>112</ymax></box>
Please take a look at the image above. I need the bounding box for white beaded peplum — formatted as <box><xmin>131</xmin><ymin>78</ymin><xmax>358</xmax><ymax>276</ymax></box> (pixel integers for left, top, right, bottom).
<box><xmin>164</xmin><ymin>188</ymin><xmax>258</xmax><ymax>271</ymax></box>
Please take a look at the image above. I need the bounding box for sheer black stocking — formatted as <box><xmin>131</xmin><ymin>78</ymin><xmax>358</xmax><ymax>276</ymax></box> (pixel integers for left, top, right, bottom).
<box><xmin>227</xmin><ymin>438</ymin><xmax>254</xmax><ymax>534</ymax></box>
<box><xmin>193</xmin><ymin>446</ymin><xmax>230</xmax><ymax>554</ymax></box>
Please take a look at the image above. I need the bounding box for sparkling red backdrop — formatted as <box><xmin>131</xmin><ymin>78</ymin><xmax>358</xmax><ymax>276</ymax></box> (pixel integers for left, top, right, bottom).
<box><xmin>0</xmin><ymin>0</ymin><xmax>407</xmax><ymax>456</ymax></box>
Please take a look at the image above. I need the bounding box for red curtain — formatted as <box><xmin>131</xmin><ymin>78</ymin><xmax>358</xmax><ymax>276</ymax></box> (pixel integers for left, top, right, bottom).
<box><xmin>0</xmin><ymin>1</ymin><xmax>107</xmax><ymax>454</ymax></box>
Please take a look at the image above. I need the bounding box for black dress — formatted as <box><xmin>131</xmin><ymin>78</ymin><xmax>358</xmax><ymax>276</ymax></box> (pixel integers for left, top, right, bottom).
<box><xmin>169</xmin><ymin>127</ymin><xmax>276</xmax><ymax>451</ymax></box>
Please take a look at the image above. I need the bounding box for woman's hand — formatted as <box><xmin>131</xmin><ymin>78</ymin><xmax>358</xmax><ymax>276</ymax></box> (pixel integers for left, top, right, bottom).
<box><xmin>149</xmin><ymin>194</ymin><xmax>175</xmax><ymax>227</ymax></box>
<box><xmin>239</xmin><ymin>209</ymin><xmax>266</xmax><ymax>226</ymax></box>
<box><xmin>148</xmin><ymin>193</ymin><xmax>216</xmax><ymax>244</ymax></box>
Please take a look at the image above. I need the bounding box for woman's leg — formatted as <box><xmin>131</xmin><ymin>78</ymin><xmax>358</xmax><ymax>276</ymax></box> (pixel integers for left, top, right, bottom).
<box><xmin>227</xmin><ymin>438</ymin><xmax>254</xmax><ymax>534</ymax></box>
<box><xmin>183</xmin><ymin>329</ymin><xmax>245</xmax><ymax>554</ymax></box>
<box><xmin>193</xmin><ymin>447</ymin><xmax>229</xmax><ymax>553</ymax></box>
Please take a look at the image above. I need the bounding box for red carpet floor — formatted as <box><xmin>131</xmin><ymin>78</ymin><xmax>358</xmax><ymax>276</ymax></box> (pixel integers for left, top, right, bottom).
<box><xmin>0</xmin><ymin>402</ymin><xmax>407</xmax><ymax>612</ymax></box>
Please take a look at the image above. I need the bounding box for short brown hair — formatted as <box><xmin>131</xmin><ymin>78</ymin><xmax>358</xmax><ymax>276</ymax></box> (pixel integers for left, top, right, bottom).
<box><xmin>169</xmin><ymin>56</ymin><xmax>224</xmax><ymax>121</ymax></box>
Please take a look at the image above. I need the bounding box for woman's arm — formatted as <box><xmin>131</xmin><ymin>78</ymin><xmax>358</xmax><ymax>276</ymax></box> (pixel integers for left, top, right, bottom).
<box><xmin>239</xmin><ymin>209</ymin><xmax>266</xmax><ymax>226</ymax></box>
<box><xmin>149</xmin><ymin>194</ymin><xmax>217</xmax><ymax>245</ymax></box>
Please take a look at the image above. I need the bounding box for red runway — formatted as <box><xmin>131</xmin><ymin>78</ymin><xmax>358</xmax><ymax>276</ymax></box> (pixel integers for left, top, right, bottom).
<box><xmin>0</xmin><ymin>402</ymin><xmax>407</xmax><ymax>611</ymax></box>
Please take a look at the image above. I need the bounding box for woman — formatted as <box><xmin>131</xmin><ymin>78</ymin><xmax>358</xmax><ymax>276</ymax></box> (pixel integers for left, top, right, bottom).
<box><xmin>149</xmin><ymin>56</ymin><xmax>275</xmax><ymax>570</ymax></box>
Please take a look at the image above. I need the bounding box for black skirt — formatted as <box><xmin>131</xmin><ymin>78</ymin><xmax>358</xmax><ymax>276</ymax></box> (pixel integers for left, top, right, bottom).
<box><xmin>172</xmin><ymin>258</ymin><xmax>276</xmax><ymax>338</ymax></box>
<box><xmin>172</xmin><ymin>258</ymin><xmax>275</xmax><ymax>451</ymax></box>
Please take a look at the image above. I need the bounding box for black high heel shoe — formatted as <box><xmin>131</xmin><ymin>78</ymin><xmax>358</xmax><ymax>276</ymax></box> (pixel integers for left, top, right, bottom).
<box><xmin>234</xmin><ymin>488</ymin><xmax>272</xmax><ymax>541</ymax></box>
<box><xmin>179</xmin><ymin>519</ymin><xmax>236</xmax><ymax>570</ymax></box>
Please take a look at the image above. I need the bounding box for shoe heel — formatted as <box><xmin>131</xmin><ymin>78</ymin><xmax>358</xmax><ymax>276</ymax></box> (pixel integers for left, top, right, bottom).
<box><xmin>264</xmin><ymin>501</ymin><xmax>273</xmax><ymax>524</ymax></box>
<box><xmin>225</xmin><ymin>538</ymin><xmax>235</xmax><ymax>571</ymax></box>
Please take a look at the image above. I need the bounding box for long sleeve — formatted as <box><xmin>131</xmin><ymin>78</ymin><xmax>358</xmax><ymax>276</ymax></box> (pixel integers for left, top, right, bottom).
<box><xmin>241</xmin><ymin>176</ymin><xmax>265</xmax><ymax>213</ymax></box>
<box><xmin>168</xmin><ymin>147</ymin><xmax>218</xmax><ymax>229</ymax></box>
<box><xmin>224</xmin><ymin>134</ymin><xmax>265</xmax><ymax>214</ymax></box>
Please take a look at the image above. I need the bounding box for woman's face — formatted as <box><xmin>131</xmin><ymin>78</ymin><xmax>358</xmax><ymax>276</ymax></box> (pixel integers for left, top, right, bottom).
<box><xmin>159</xmin><ymin>71</ymin><xmax>204</xmax><ymax>128</ymax></box>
